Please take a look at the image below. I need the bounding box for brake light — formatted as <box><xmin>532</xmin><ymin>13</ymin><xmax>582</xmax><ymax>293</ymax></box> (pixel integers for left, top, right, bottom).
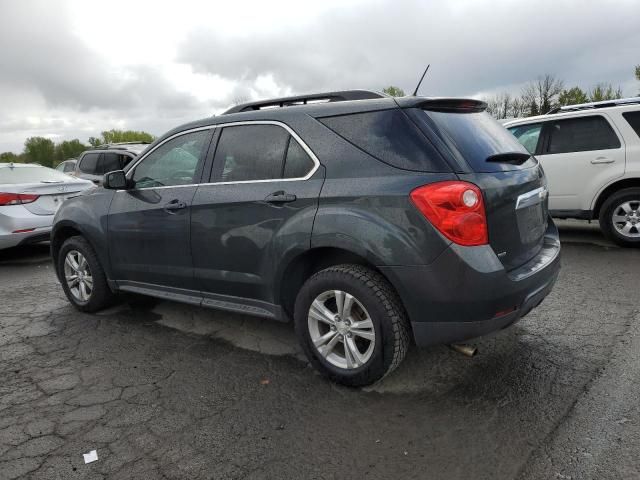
<box><xmin>0</xmin><ymin>193</ymin><xmax>40</xmax><ymax>206</ymax></box>
<box><xmin>410</xmin><ymin>181</ymin><xmax>488</xmax><ymax>246</ymax></box>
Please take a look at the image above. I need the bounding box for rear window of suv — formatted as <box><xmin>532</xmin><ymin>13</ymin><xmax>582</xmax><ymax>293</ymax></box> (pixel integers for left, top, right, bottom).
<box><xmin>416</xmin><ymin>110</ymin><xmax>536</xmax><ymax>172</ymax></box>
<box><xmin>319</xmin><ymin>109</ymin><xmax>450</xmax><ymax>172</ymax></box>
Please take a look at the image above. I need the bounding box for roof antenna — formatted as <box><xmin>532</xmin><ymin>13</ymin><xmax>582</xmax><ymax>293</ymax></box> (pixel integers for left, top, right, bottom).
<box><xmin>412</xmin><ymin>64</ymin><xmax>430</xmax><ymax>96</ymax></box>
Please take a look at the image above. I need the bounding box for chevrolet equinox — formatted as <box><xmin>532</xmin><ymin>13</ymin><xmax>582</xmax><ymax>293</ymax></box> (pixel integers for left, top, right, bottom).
<box><xmin>52</xmin><ymin>91</ymin><xmax>561</xmax><ymax>386</ymax></box>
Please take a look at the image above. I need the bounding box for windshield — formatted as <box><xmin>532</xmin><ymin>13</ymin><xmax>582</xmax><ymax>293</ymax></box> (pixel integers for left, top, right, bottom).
<box><xmin>0</xmin><ymin>165</ymin><xmax>73</xmax><ymax>185</ymax></box>
<box><xmin>419</xmin><ymin>110</ymin><xmax>537</xmax><ymax>172</ymax></box>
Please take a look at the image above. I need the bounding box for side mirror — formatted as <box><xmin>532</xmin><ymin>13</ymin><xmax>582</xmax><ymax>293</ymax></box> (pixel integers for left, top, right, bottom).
<box><xmin>103</xmin><ymin>170</ymin><xmax>128</xmax><ymax>190</ymax></box>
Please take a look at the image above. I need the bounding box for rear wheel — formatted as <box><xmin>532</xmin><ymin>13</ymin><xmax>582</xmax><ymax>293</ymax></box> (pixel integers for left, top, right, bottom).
<box><xmin>599</xmin><ymin>188</ymin><xmax>640</xmax><ymax>247</ymax></box>
<box><xmin>58</xmin><ymin>236</ymin><xmax>115</xmax><ymax>312</ymax></box>
<box><xmin>294</xmin><ymin>264</ymin><xmax>410</xmax><ymax>387</ymax></box>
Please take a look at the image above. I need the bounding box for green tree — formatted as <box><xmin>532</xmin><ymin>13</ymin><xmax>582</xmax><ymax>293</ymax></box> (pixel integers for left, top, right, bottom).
<box><xmin>0</xmin><ymin>152</ymin><xmax>23</xmax><ymax>163</ymax></box>
<box><xmin>558</xmin><ymin>86</ymin><xmax>589</xmax><ymax>106</ymax></box>
<box><xmin>100</xmin><ymin>129</ymin><xmax>154</xmax><ymax>144</ymax></box>
<box><xmin>382</xmin><ymin>86</ymin><xmax>405</xmax><ymax>97</ymax></box>
<box><xmin>24</xmin><ymin>137</ymin><xmax>55</xmax><ymax>167</ymax></box>
<box><xmin>636</xmin><ymin>65</ymin><xmax>640</xmax><ymax>81</ymax></box>
<box><xmin>88</xmin><ymin>137</ymin><xmax>102</xmax><ymax>147</ymax></box>
<box><xmin>54</xmin><ymin>139</ymin><xmax>88</xmax><ymax>164</ymax></box>
<box><xmin>588</xmin><ymin>83</ymin><xmax>623</xmax><ymax>102</ymax></box>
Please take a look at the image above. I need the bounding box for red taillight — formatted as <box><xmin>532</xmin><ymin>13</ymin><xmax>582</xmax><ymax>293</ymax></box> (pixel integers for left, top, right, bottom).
<box><xmin>410</xmin><ymin>181</ymin><xmax>488</xmax><ymax>246</ymax></box>
<box><xmin>0</xmin><ymin>193</ymin><xmax>40</xmax><ymax>206</ymax></box>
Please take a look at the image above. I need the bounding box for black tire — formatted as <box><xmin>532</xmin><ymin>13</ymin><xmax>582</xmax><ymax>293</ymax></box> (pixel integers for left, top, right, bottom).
<box><xmin>57</xmin><ymin>235</ymin><xmax>115</xmax><ymax>312</ymax></box>
<box><xmin>294</xmin><ymin>264</ymin><xmax>410</xmax><ymax>387</ymax></box>
<box><xmin>599</xmin><ymin>187</ymin><xmax>640</xmax><ymax>247</ymax></box>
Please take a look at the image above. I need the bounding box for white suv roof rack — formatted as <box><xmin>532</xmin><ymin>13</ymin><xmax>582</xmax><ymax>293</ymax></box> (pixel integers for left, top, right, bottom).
<box><xmin>548</xmin><ymin>97</ymin><xmax>640</xmax><ymax>114</ymax></box>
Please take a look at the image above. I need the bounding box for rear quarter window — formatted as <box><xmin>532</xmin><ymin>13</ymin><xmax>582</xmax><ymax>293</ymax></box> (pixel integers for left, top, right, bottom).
<box><xmin>622</xmin><ymin>111</ymin><xmax>640</xmax><ymax>139</ymax></box>
<box><xmin>318</xmin><ymin>109</ymin><xmax>450</xmax><ymax>172</ymax></box>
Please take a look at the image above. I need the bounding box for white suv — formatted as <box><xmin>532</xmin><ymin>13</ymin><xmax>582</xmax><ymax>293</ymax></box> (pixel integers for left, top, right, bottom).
<box><xmin>505</xmin><ymin>98</ymin><xmax>640</xmax><ymax>247</ymax></box>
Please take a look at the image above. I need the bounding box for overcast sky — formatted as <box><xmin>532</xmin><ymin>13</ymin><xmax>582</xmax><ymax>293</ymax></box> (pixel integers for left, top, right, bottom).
<box><xmin>1</xmin><ymin>0</ymin><xmax>639</xmax><ymax>153</ymax></box>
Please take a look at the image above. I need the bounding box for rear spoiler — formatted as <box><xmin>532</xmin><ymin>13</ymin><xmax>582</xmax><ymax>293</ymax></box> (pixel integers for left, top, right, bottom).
<box><xmin>396</xmin><ymin>97</ymin><xmax>487</xmax><ymax>113</ymax></box>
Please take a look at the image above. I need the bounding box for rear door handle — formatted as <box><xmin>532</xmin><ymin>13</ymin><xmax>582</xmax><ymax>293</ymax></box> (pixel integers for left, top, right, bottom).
<box><xmin>591</xmin><ymin>157</ymin><xmax>615</xmax><ymax>164</ymax></box>
<box><xmin>164</xmin><ymin>199</ymin><xmax>187</xmax><ymax>212</ymax></box>
<box><xmin>265</xmin><ymin>191</ymin><xmax>297</xmax><ymax>204</ymax></box>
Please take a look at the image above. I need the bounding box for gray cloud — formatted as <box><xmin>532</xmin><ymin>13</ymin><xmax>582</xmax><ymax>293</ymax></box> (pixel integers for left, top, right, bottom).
<box><xmin>1</xmin><ymin>0</ymin><xmax>639</xmax><ymax>153</ymax></box>
<box><xmin>178</xmin><ymin>0</ymin><xmax>640</xmax><ymax>97</ymax></box>
<box><xmin>0</xmin><ymin>1</ymin><xmax>199</xmax><ymax>113</ymax></box>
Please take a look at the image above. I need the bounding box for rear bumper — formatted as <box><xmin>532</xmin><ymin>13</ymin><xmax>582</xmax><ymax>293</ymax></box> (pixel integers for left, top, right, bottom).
<box><xmin>0</xmin><ymin>226</ymin><xmax>52</xmax><ymax>249</ymax></box>
<box><xmin>380</xmin><ymin>220</ymin><xmax>561</xmax><ymax>346</ymax></box>
<box><xmin>0</xmin><ymin>206</ymin><xmax>53</xmax><ymax>250</ymax></box>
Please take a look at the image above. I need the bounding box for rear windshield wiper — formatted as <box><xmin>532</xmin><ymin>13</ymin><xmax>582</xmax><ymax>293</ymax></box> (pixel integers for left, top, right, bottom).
<box><xmin>486</xmin><ymin>152</ymin><xmax>531</xmax><ymax>165</ymax></box>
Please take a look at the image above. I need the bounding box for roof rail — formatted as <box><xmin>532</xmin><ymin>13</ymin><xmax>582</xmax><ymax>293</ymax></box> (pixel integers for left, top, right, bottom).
<box><xmin>90</xmin><ymin>141</ymin><xmax>151</xmax><ymax>150</ymax></box>
<box><xmin>548</xmin><ymin>96</ymin><xmax>640</xmax><ymax>114</ymax></box>
<box><xmin>223</xmin><ymin>90</ymin><xmax>386</xmax><ymax>114</ymax></box>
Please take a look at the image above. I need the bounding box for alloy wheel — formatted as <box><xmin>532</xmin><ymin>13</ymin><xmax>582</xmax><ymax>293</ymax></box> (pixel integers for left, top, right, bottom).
<box><xmin>612</xmin><ymin>200</ymin><xmax>640</xmax><ymax>238</ymax></box>
<box><xmin>307</xmin><ymin>290</ymin><xmax>376</xmax><ymax>369</ymax></box>
<box><xmin>64</xmin><ymin>250</ymin><xmax>93</xmax><ymax>302</ymax></box>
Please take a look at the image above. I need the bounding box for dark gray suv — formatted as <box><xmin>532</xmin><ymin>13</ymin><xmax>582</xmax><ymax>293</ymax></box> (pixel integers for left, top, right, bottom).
<box><xmin>51</xmin><ymin>91</ymin><xmax>561</xmax><ymax>386</ymax></box>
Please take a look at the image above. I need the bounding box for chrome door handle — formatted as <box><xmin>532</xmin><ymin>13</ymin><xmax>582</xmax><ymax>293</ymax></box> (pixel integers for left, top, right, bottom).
<box><xmin>591</xmin><ymin>157</ymin><xmax>615</xmax><ymax>164</ymax></box>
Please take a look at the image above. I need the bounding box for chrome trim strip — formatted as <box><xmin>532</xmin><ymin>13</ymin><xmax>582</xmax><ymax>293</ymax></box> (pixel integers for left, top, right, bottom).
<box><xmin>120</xmin><ymin>121</ymin><xmax>321</xmax><ymax>192</ymax></box>
<box><xmin>515</xmin><ymin>186</ymin><xmax>547</xmax><ymax>210</ymax></box>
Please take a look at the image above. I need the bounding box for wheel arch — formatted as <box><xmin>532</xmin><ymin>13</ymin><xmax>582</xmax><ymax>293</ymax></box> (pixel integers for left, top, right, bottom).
<box><xmin>593</xmin><ymin>178</ymin><xmax>640</xmax><ymax>219</ymax></box>
<box><xmin>276</xmin><ymin>246</ymin><xmax>397</xmax><ymax>322</ymax></box>
<box><xmin>51</xmin><ymin>221</ymin><xmax>98</xmax><ymax>281</ymax></box>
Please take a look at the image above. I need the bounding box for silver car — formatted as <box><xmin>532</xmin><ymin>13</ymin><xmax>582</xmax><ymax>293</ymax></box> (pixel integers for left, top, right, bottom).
<box><xmin>0</xmin><ymin>163</ymin><xmax>93</xmax><ymax>249</ymax></box>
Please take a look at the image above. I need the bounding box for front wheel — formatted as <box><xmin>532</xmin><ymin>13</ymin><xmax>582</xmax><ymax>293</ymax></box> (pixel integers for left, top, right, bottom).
<box><xmin>294</xmin><ymin>264</ymin><xmax>410</xmax><ymax>387</ymax></box>
<box><xmin>599</xmin><ymin>188</ymin><xmax>640</xmax><ymax>247</ymax></box>
<box><xmin>58</xmin><ymin>236</ymin><xmax>115</xmax><ymax>312</ymax></box>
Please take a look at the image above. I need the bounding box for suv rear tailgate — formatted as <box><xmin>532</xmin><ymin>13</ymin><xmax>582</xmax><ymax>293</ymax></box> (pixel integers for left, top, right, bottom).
<box><xmin>407</xmin><ymin>104</ymin><xmax>549</xmax><ymax>271</ymax></box>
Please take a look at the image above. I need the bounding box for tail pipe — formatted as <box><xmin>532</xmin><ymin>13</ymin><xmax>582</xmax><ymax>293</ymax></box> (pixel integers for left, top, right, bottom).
<box><xmin>449</xmin><ymin>344</ymin><xmax>478</xmax><ymax>357</ymax></box>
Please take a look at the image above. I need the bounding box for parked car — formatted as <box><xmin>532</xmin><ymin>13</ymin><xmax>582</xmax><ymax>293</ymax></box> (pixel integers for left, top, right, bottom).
<box><xmin>55</xmin><ymin>159</ymin><xmax>77</xmax><ymax>174</ymax></box>
<box><xmin>74</xmin><ymin>143</ymin><xmax>149</xmax><ymax>184</ymax></box>
<box><xmin>52</xmin><ymin>90</ymin><xmax>560</xmax><ymax>386</ymax></box>
<box><xmin>0</xmin><ymin>163</ymin><xmax>93</xmax><ymax>250</ymax></box>
<box><xmin>505</xmin><ymin>97</ymin><xmax>640</xmax><ymax>247</ymax></box>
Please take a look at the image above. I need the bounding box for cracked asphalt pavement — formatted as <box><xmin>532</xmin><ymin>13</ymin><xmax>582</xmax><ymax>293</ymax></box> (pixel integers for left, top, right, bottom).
<box><xmin>0</xmin><ymin>220</ymin><xmax>638</xmax><ymax>479</ymax></box>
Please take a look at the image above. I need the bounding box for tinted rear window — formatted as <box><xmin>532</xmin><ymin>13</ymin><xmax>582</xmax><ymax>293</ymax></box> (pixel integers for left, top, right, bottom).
<box><xmin>544</xmin><ymin>115</ymin><xmax>620</xmax><ymax>154</ymax></box>
<box><xmin>319</xmin><ymin>109</ymin><xmax>449</xmax><ymax>172</ymax></box>
<box><xmin>418</xmin><ymin>110</ymin><xmax>535</xmax><ymax>172</ymax></box>
<box><xmin>0</xmin><ymin>166</ymin><xmax>72</xmax><ymax>184</ymax></box>
<box><xmin>79</xmin><ymin>153</ymin><xmax>100</xmax><ymax>174</ymax></box>
<box><xmin>623</xmin><ymin>111</ymin><xmax>640</xmax><ymax>139</ymax></box>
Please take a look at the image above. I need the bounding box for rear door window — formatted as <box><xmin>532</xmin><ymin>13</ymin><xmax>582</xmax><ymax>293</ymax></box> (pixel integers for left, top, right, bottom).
<box><xmin>79</xmin><ymin>153</ymin><xmax>100</xmax><ymax>174</ymax></box>
<box><xmin>622</xmin><ymin>111</ymin><xmax>640</xmax><ymax>138</ymax></box>
<box><xmin>508</xmin><ymin>123</ymin><xmax>542</xmax><ymax>154</ymax></box>
<box><xmin>101</xmin><ymin>153</ymin><xmax>122</xmax><ymax>173</ymax></box>
<box><xmin>544</xmin><ymin>115</ymin><xmax>621</xmax><ymax>154</ymax></box>
<box><xmin>319</xmin><ymin>109</ymin><xmax>449</xmax><ymax>172</ymax></box>
<box><xmin>214</xmin><ymin>125</ymin><xmax>289</xmax><ymax>182</ymax></box>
